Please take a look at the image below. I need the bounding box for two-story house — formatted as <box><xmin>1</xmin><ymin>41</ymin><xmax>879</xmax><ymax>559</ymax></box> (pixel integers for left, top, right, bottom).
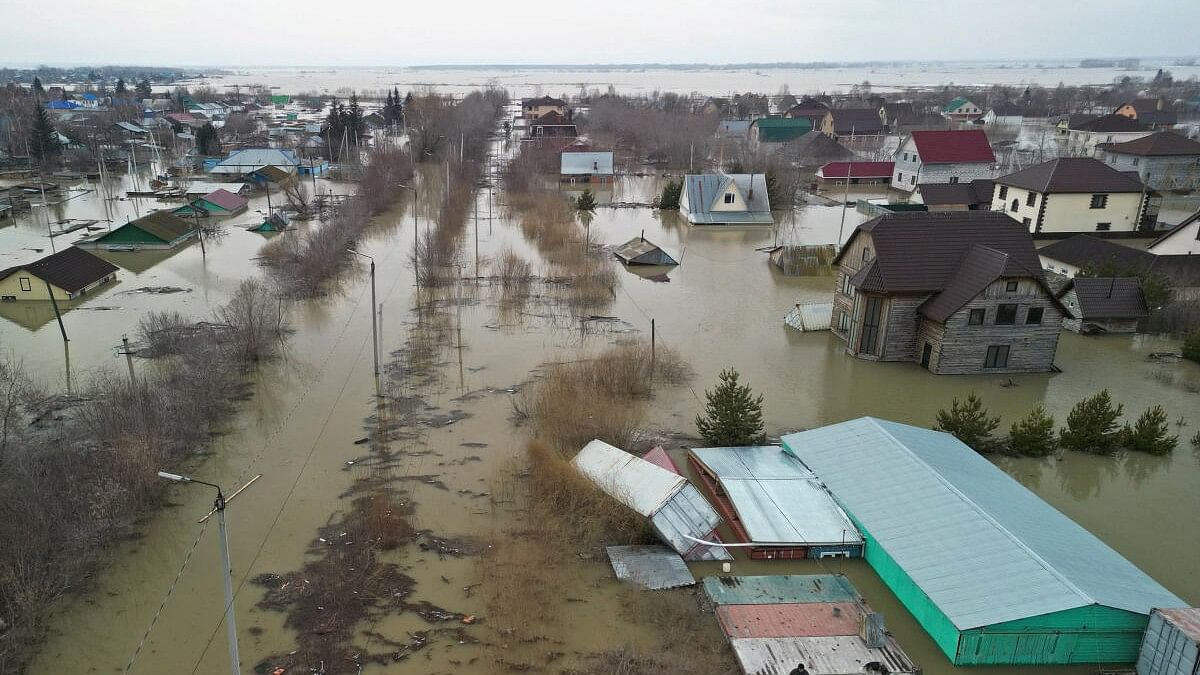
<box><xmin>831</xmin><ymin>211</ymin><xmax>1063</xmax><ymax>375</ymax></box>
<box><xmin>991</xmin><ymin>158</ymin><xmax>1151</xmax><ymax>234</ymax></box>
<box><xmin>942</xmin><ymin>97</ymin><xmax>983</xmax><ymax>122</ymax></box>
<box><xmin>1114</xmin><ymin>98</ymin><xmax>1177</xmax><ymax>128</ymax></box>
<box><xmin>521</xmin><ymin>96</ymin><xmax>568</xmax><ymax>120</ymax></box>
<box><xmin>1064</xmin><ymin>114</ymin><xmax>1150</xmax><ymax>157</ymax></box>
<box><xmin>1099</xmin><ymin>131</ymin><xmax>1200</xmax><ymax>192</ymax></box>
<box><xmin>891</xmin><ymin>130</ymin><xmax>995</xmax><ymax>192</ymax></box>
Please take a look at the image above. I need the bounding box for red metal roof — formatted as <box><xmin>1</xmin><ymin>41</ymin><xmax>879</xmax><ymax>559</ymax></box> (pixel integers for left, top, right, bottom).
<box><xmin>910</xmin><ymin>129</ymin><xmax>995</xmax><ymax>164</ymax></box>
<box><xmin>202</xmin><ymin>189</ymin><xmax>249</xmax><ymax>211</ymax></box>
<box><xmin>1159</xmin><ymin>608</ymin><xmax>1200</xmax><ymax>642</ymax></box>
<box><xmin>642</xmin><ymin>447</ymin><xmax>681</xmax><ymax>474</ymax></box>
<box><xmin>819</xmin><ymin>161</ymin><xmax>894</xmax><ymax>179</ymax></box>
<box><xmin>716</xmin><ymin>603</ymin><xmax>862</xmax><ymax>639</ymax></box>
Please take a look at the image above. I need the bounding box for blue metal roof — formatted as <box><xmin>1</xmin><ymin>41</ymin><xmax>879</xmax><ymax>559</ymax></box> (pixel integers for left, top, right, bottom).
<box><xmin>681</xmin><ymin>173</ymin><xmax>774</xmax><ymax>224</ymax></box>
<box><xmin>781</xmin><ymin>417</ymin><xmax>1185</xmax><ymax>629</ymax></box>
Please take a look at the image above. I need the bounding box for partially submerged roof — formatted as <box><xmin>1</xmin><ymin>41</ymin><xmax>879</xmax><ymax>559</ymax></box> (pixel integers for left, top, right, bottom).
<box><xmin>703</xmin><ymin>575</ymin><xmax>859</xmax><ymax>606</ymax></box>
<box><xmin>210</xmin><ymin>148</ymin><xmax>299</xmax><ymax>174</ymax></box>
<box><xmin>1104</xmin><ymin>131</ymin><xmax>1200</xmax><ymax>157</ymax></box>
<box><xmin>730</xmin><ymin>636</ymin><xmax>918</xmax><ymax>675</ymax></box>
<box><xmin>560</xmin><ymin>150</ymin><xmax>613</xmax><ymax>175</ymax></box>
<box><xmin>817</xmin><ymin>161</ymin><xmax>893</xmax><ymax>179</ymax></box>
<box><xmin>690</xmin><ymin>446</ymin><xmax>861</xmax><ymax>547</ymax></box>
<box><xmin>781</xmin><ymin>417</ymin><xmax>1186</xmax><ymax>630</ymax></box>
<box><xmin>718</xmin><ymin>603</ymin><xmax>861</xmax><ymax>639</ymax></box>
<box><xmin>682</xmin><ymin>173</ymin><xmax>773</xmax><ymax>224</ymax></box>
<box><xmin>90</xmin><ymin>211</ymin><xmax>195</xmax><ymax>244</ymax></box>
<box><xmin>835</xmin><ymin>211</ymin><xmax>1044</xmax><ymax>294</ymax></box>
<box><xmin>909</xmin><ymin>129</ymin><xmax>995</xmax><ymax>164</ymax></box>
<box><xmin>201</xmin><ymin>188</ymin><xmax>249</xmax><ymax>212</ymax></box>
<box><xmin>1059</xmin><ymin>277</ymin><xmax>1149</xmax><ymax>319</ymax></box>
<box><xmin>0</xmin><ymin>246</ymin><xmax>117</xmax><ymax>292</ymax></box>
<box><xmin>606</xmin><ymin>545</ymin><xmax>695</xmax><ymax>590</ymax></box>
<box><xmin>614</xmin><ymin>237</ymin><xmax>678</xmax><ymax>266</ymax></box>
<box><xmin>996</xmin><ymin>157</ymin><xmax>1145</xmax><ymax>193</ymax></box>
<box><xmin>185</xmin><ymin>181</ymin><xmax>248</xmax><ymax>196</ymax></box>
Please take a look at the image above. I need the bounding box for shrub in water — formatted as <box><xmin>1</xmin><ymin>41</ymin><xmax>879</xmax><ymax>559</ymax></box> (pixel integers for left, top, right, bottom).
<box><xmin>1123</xmin><ymin>405</ymin><xmax>1177</xmax><ymax>455</ymax></box>
<box><xmin>1008</xmin><ymin>405</ymin><xmax>1057</xmax><ymax>457</ymax></box>
<box><xmin>696</xmin><ymin>368</ymin><xmax>764</xmax><ymax>446</ymax></box>
<box><xmin>1060</xmin><ymin>389</ymin><xmax>1124</xmax><ymax>454</ymax></box>
<box><xmin>935</xmin><ymin>392</ymin><xmax>999</xmax><ymax>451</ymax></box>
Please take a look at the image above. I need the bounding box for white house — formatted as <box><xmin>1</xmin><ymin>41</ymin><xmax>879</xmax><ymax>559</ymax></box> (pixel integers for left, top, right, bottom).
<box><xmin>1064</xmin><ymin>114</ymin><xmax>1152</xmax><ymax>157</ymax></box>
<box><xmin>1147</xmin><ymin>210</ymin><xmax>1200</xmax><ymax>255</ymax></box>
<box><xmin>891</xmin><ymin>130</ymin><xmax>996</xmax><ymax>192</ymax></box>
<box><xmin>991</xmin><ymin>158</ymin><xmax>1149</xmax><ymax>234</ymax></box>
<box><xmin>679</xmin><ymin>173</ymin><xmax>773</xmax><ymax>224</ymax></box>
<box><xmin>1099</xmin><ymin>132</ymin><xmax>1200</xmax><ymax>192</ymax></box>
<box><xmin>942</xmin><ymin>97</ymin><xmax>983</xmax><ymax>122</ymax></box>
<box><xmin>980</xmin><ymin>104</ymin><xmax>1026</xmax><ymax>127</ymax></box>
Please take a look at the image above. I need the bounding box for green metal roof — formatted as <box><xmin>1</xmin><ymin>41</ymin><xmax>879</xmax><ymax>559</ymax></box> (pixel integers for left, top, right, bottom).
<box><xmin>752</xmin><ymin>117</ymin><xmax>813</xmax><ymax>142</ymax></box>
<box><xmin>943</xmin><ymin>97</ymin><xmax>971</xmax><ymax>113</ymax></box>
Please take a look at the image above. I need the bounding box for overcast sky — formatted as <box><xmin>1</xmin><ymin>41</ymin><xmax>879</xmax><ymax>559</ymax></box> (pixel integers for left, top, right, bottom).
<box><xmin>1</xmin><ymin>0</ymin><xmax>1196</xmax><ymax>67</ymax></box>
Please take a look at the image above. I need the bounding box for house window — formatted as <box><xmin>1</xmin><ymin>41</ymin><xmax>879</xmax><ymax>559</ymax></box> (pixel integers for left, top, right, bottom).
<box><xmin>1026</xmin><ymin>193</ymin><xmax>1037</xmax><ymax>207</ymax></box>
<box><xmin>859</xmin><ymin>296</ymin><xmax>884</xmax><ymax>356</ymax></box>
<box><xmin>1011</xmin><ymin>198</ymin><xmax>1019</xmax><ymax>212</ymax></box>
<box><xmin>724</xmin><ymin>193</ymin><xmax>735</xmax><ymax>204</ymax></box>
<box><xmin>839</xmin><ymin>312</ymin><xmax>849</xmax><ymax>331</ymax></box>
<box><xmin>903</xmin><ymin>153</ymin><xmax>908</xmax><ymax>161</ymax></box>
<box><xmin>897</xmin><ymin>172</ymin><xmax>904</xmax><ymax>182</ymax></box>
<box><xmin>996</xmin><ymin>304</ymin><xmax>1018</xmax><ymax>324</ymax></box>
<box><xmin>949</xmin><ymin>176</ymin><xmax>959</xmax><ymax>184</ymax></box>
<box><xmin>1132</xmin><ymin>157</ymin><xmax>1139</xmax><ymax>166</ymax></box>
<box><xmin>1096</xmin><ymin>222</ymin><xmax>1112</xmax><ymax>231</ymax></box>
<box><xmin>862</xmin><ymin>247</ymin><xmax>872</xmax><ymax>262</ymax></box>
<box><xmin>998</xmin><ymin>185</ymin><xmax>1008</xmax><ymax>199</ymax></box>
<box><xmin>910</xmin><ymin>175</ymin><xmax>916</xmax><ymax>185</ymax></box>
<box><xmin>969</xmin><ymin>308</ymin><xmax>985</xmax><ymax>325</ymax></box>
<box><xmin>984</xmin><ymin>345</ymin><xmax>1011</xmax><ymax>368</ymax></box>
<box><xmin>1090</xmin><ymin>194</ymin><xmax>1109</xmax><ymax>209</ymax></box>
<box><xmin>1026</xmin><ymin>307</ymin><xmax>1044</xmax><ymax>324</ymax></box>
<box><xmin>19</xmin><ymin>277</ymin><xmax>31</xmax><ymax>292</ymax></box>
<box><xmin>841</xmin><ymin>273</ymin><xmax>856</xmax><ymax>297</ymax></box>
<box><xmin>1006</xmin><ymin>281</ymin><xmax>1019</xmax><ymax>293</ymax></box>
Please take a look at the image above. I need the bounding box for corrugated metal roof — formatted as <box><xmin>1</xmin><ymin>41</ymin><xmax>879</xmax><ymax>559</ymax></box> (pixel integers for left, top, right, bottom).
<box><xmin>651</xmin><ymin>483</ymin><xmax>731</xmax><ymax>561</ymax></box>
<box><xmin>1159</xmin><ymin>608</ymin><xmax>1200</xmax><ymax>641</ymax></box>
<box><xmin>720</xmin><ymin>479</ymin><xmax>861</xmax><ymax>546</ymax></box>
<box><xmin>682</xmin><ymin>173</ymin><xmax>774</xmax><ymax>224</ymax></box>
<box><xmin>607</xmin><ymin>545</ymin><xmax>695</xmax><ymax>590</ymax></box>
<box><xmin>703</xmin><ymin>575</ymin><xmax>859</xmax><ymax>606</ymax></box>
<box><xmin>730</xmin><ymin>635</ymin><xmax>918</xmax><ymax>675</ymax></box>
<box><xmin>781</xmin><ymin>418</ymin><xmax>1186</xmax><ymax>629</ymax></box>
<box><xmin>572</xmin><ymin>439</ymin><xmax>684</xmax><ymax>516</ymax></box>
<box><xmin>1137</xmin><ymin>610</ymin><xmax>1200</xmax><ymax>675</ymax></box>
<box><xmin>641</xmin><ymin>447</ymin><xmax>681</xmax><ymax>474</ymax></box>
<box><xmin>185</xmin><ymin>181</ymin><xmax>247</xmax><ymax>196</ymax></box>
<box><xmin>784</xmin><ymin>303</ymin><xmax>833</xmax><ymax>332</ymax></box>
<box><xmin>717</xmin><ymin>603</ymin><xmax>861</xmax><ymax>639</ymax></box>
<box><xmin>691</xmin><ymin>446</ymin><xmax>813</xmax><ymax>480</ymax></box>
<box><xmin>561</xmin><ymin>151</ymin><xmax>613</xmax><ymax>175</ymax></box>
<box><xmin>614</xmin><ymin>237</ymin><xmax>678</xmax><ymax>265</ymax></box>
<box><xmin>210</xmin><ymin>148</ymin><xmax>299</xmax><ymax>174</ymax></box>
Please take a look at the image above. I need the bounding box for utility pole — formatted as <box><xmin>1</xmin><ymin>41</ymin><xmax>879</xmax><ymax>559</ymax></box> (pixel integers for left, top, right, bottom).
<box><xmin>46</xmin><ymin>279</ymin><xmax>68</xmax><ymax>342</ymax></box>
<box><xmin>121</xmin><ymin>334</ymin><xmax>136</xmax><ymax>385</ymax></box>
<box><xmin>836</xmin><ymin>125</ymin><xmax>855</xmax><ymax>251</ymax></box>
<box><xmin>347</xmin><ymin>249</ymin><xmax>379</xmax><ymax>389</ymax></box>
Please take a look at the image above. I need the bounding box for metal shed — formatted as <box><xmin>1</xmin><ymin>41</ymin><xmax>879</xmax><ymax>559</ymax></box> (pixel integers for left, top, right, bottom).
<box><xmin>614</xmin><ymin>237</ymin><xmax>678</xmax><ymax>266</ymax></box>
<box><xmin>573</xmin><ymin>440</ymin><xmax>730</xmax><ymax>561</ymax></box>
<box><xmin>1138</xmin><ymin>608</ymin><xmax>1200</xmax><ymax>675</ymax></box>
<box><xmin>781</xmin><ymin>417</ymin><xmax>1187</xmax><ymax>666</ymax></box>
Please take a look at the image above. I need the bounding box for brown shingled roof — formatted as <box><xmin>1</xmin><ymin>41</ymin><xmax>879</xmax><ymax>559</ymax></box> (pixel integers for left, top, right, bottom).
<box><xmin>918</xmin><ymin>244</ymin><xmax>1013</xmax><ymax>322</ymax></box>
<box><xmin>0</xmin><ymin>246</ymin><xmax>118</xmax><ymax>293</ymax></box>
<box><xmin>1058</xmin><ymin>277</ymin><xmax>1148</xmax><ymax>319</ymax></box>
<box><xmin>995</xmin><ymin>158</ymin><xmax>1145</xmax><ymax>193</ymax></box>
<box><xmin>918</xmin><ymin>179</ymin><xmax>994</xmax><ymax>206</ymax></box>
<box><xmin>1103</xmin><ymin>132</ymin><xmax>1200</xmax><ymax>157</ymax></box>
<box><xmin>1071</xmin><ymin>114</ymin><xmax>1145</xmax><ymax>133</ymax></box>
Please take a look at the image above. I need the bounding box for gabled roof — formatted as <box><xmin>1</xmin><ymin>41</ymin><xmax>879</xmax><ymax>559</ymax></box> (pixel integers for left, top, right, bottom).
<box><xmin>918</xmin><ymin>244</ymin><xmax>1021</xmax><ymax>322</ymax></box>
<box><xmin>1123</xmin><ymin>98</ymin><xmax>1162</xmax><ymax>115</ymax></box>
<box><xmin>531</xmin><ymin>110</ymin><xmax>573</xmax><ymax>126</ymax></box>
<box><xmin>909</xmin><ymin>130</ymin><xmax>995</xmax><ymax>164</ymax></box>
<box><xmin>682</xmin><ymin>173</ymin><xmax>772</xmax><ymax>221</ymax></box>
<box><xmin>834</xmin><ymin>211</ymin><xmax>1042</xmax><ymax>293</ymax></box>
<box><xmin>942</xmin><ymin>96</ymin><xmax>975</xmax><ymax>113</ymax></box>
<box><xmin>918</xmin><ymin>179</ymin><xmax>994</xmax><ymax>206</ymax></box>
<box><xmin>1071</xmin><ymin>114</ymin><xmax>1145</xmax><ymax>133</ymax></box>
<box><xmin>1148</xmin><ymin>209</ymin><xmax>1200</xmax><ymax>250</ymax></box>
<box><xmin>210</xmin><ymin>148</ymin><xmax>299</xmax><ymax>174</ymax></box>
<box><xmin>109</xmin><ymin>211</ymin><xmax>195</xmax><ymax>243</ymax></box>
<box><xmin>1038</xmin><ymin>235</ymin><xmax>1155</xmax><ymax>272</ymax></box>
<box><xmin>828</xmin><ymin>108</ymin><xmax>883</xmax><ymax>135</ymax></box>
<box><xmin>0</xmin><ymin>246</ymin><xmax>117</xmax><ymax>293</ymax></box>
<box><xmin>751</xmin><ymin>117</ymin><xmax>813</xmax><ymax>143</ymax></box>
<box><xmin>787</xmin><ymin>132</ymin><xmax>853</xmax><ymax>165</ymax></box>
<box><xmin>523</xmin><ymin>96</ymin><xmax>566</xmax><ymax>107</ymax></box>
<box><xmin>817</xmin><ymin>161</ymin><xmax>894</xmax><ymax>179</ymax></box>
<box><xmin>560</xmin><ymin>150</ymin><xmax>614</xmax><ymax>175</ymax></box>
<box><xmin>995</xmin><ymin>157</ymin><xmax>1145</xmax><ymax>193</ymax></box>
<box><xmin>781</xmin><ymin>418</ymin><xmax>1186</xmax><ymax>630</ymax></box>
<box><xmin>1058</xmin><ymin>277</ymin><xmax>1148</xmax><ymax>319</ymax></box>
<box><xmin>201</xmin><ymin>188</ymin><xmax>249</xmax><ymax>212</ymax></box>
<box><xmin>1103</xmin><ymin>131</ymin><xmax>1200</xmax><ymax>157</ymax></box>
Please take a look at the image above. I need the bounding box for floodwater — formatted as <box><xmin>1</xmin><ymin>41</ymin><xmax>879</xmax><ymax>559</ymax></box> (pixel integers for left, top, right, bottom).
<box><xmin>8</xmin><ymin>134</ymin><xmax>1200</xmax><ymax>675</ymax></box>
<box><xmin>191</xmin><ymin>61</ymin><xmax>1200</xmax><ymax>98</ymax></box>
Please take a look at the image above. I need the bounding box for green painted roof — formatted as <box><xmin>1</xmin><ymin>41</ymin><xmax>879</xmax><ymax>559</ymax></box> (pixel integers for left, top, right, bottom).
<box><xmin>752</xmin><ymin>117</ymin><xmax>813</xmax><ymax>142</ymax></box>
<box><xmin>943</xmin><ymin>97</ymin><xmax>971</xmax><ymax>112</ymax></box>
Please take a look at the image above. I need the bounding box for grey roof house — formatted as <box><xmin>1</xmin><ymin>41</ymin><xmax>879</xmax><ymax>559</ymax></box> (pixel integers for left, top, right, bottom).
<box><xmin>679</xmin><ymin>173</ymin><xmax>773</xmax><ymax>225</ymax></box>
<box><xmin>1056</xmin><ymin>277</ymin><xmax>1148</xmax><ymax>333</ymax></box>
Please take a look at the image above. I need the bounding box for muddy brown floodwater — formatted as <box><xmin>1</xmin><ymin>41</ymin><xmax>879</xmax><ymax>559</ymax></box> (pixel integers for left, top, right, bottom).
<box><xmin>8</xmin><ymin>131</ymin><xmax>1199</xmax><ymax>675</ymax></box>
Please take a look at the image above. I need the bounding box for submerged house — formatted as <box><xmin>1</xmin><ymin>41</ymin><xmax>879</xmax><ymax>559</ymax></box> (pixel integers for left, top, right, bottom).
<box><xmin>679</xmin><ymin>173</ymin><xmax>773</xmax><ymax>225</ymax></box>
<box><xmin>613</xmin><ymin>237</ymin><xmax>677</xmax><ymax>266</ymax></box>
<box><xmin>1056</xmin><ymin>277</ymin><xmax>1148</xmax><ymax>333</ymax></box>
<box><xmin>832</xmin><ymin>212</ymin><xmax>1063</xmax><ymax>374</ymax></box>
<box><xmin>560</xmin><ymin>149</ymin><xmax>614</xmax><ymax>184</ymax></box>
<box><xmin>0</xmin><ymin>247</ymin><xmax>118</xmax><ymax>301</ymax></box>
<box><xmin>77</xmin><ymin>211</ymin><xmax>197</xmax><ymax>251</ymax></box>
<box><xmin>526</xmin><ymin>110</ymin><xmax>577</xmax><ymax>138</ymax></box>
<box><xmin>173</xmin><ymin>189</ymin><xmax>249</xmax><ymax>217</ymax></box>
<box><xmin>891</xmin><ymin>130</ymin><xmax>996</xmax><ymax>192</ymax></box>
<box><xmin>688</xmin><ymin>446</ymin><xmax>862</xmax><ymax>560</ymax></box>
<box><xmin>991</xmin><ymin>157</ymin><xmax>1152</xmax><ymax>234</ymax></box>
<box><xmin>209</xmin><ymin>148</ymin><xmax>299</xmax><ymax>176</ymax></box>
<box><xmin>782</xmin><ymin>417</ymin><xmax>1186</xmax><ymax>666</ymax></box>
<box><xmin>815</xmin><ymin>161</ymin><xmax>894</xmax><ymax>187</ymax></box>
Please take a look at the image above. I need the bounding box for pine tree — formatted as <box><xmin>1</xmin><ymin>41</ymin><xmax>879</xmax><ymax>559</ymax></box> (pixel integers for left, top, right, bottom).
<box><xmin>658</xmin><ymin>180</ymin><xmax>681</xmax><ymax>209</ymax></box>
<box><xmin>195</xmin><ymin>122</ymin><xmax>220</xmax><ymax>155</ymax></box>
<box><xmin>392</xmin><ymin>87</ymin><xmax>404</xmax><ymax>126</ymax></box>
<box><xmin>32</xmin><ymin>76</ymin><xmax>44</xmax><ymax>98</ymax></box>
<box><xmin>29</xmin><ymin>103</ymin><xmax>59</xmax><ymax>163</ymax></box>
<box><xmin>695</xmin><ymin>369</ymin><xmax>765</xmax><ymax>446</ymax></box>
<box><xmin>934</xmin><ymin>392</ymin><xmax>1000</xmax><ymax>451</ymax></box>
<box><xmin>135</xmin><ymin>78</ymin><xmax>152</xmax><ymax>100</ymax></box>
<box><xmin>765</xmin><ymin>169</ymin><xmax>784</xmax><ymax>209</ymax></box>
<box><xmin>1007</xmin><ymin>406</ymin><xmax>1057</xmax><ymax>457</ymax></box>
<box><xmin>1123</xmin><ymin>405</ymin><xmax>1177</xmax><ymax>456</ymax></box>
<box><xmin>384</xmin><ymin>91</ymin><xmax>395</xmax><ymax>123</ymax></box>
<box><xmin>1060</xmin><ymin>390</ymin><xmax>1124</xmax><ymax>454</ymax></box>
<box><xmin>115</xmin><ymin>78</ymin><xmax>127</xmax><ymax>96</ymax></box>
<box><xmin>346</xmin><ymin>93</ymin><xmax>365</xmax><ymax>142</ymax></box>
<box><xmin>575</xmin><ymin>189</ymin><xmax>597</xmax><ymax>211</ymax></box>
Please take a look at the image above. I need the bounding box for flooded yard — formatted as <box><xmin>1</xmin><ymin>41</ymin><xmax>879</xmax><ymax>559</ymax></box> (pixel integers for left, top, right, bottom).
<box><xmin>5</xmin><ymin>138</ymin><xmax>1199</xmax><ymax>674</ymax></box>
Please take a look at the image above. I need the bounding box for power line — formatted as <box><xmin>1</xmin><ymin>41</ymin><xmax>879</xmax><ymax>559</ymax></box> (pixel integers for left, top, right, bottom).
<box><xmin>124</xmin><ymin>520</ymin><xmax>209</xmax><ymax>674</ymax></box>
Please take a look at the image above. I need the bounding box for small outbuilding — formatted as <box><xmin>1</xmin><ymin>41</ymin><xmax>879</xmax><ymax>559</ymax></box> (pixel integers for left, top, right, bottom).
<box><xmin>1057</xmin><ymin>277</ymin><xmax>1149</xmax><ymax>333</ymax></box>
<box><xmin>815</xmin><ymin>161</ymin><xmax>894</xmax><ymax>187</ymax></box>
<box><xmin>0</xmin><ymin>247</ymin><xmax>118</xmax><ymax>301</ymax></box>
<box><xmin>78</xmin><ymin>211</ymin><xmax>197</xmax><ymax>251</ymax></box>
<box><xmin>614</xmin><ymin>237</ymin><xmax>678</xmax><ymax>266</ymax></box>
<box><xmin>1137</xmin><ymin>608</ymin><xmax>1200</xmax><ymax>675</ymax></box>
<box><xmin>173</xmin><ymin>189</ymin><xmax>249</xmax><ymax>217</ymax></box>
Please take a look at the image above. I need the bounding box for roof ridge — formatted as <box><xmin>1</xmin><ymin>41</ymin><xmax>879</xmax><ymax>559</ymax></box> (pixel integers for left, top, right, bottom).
<box><xmin>862</xmin><ymin>417</ymin><xmax>1098</xmax><ymax>616</ymax></box>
